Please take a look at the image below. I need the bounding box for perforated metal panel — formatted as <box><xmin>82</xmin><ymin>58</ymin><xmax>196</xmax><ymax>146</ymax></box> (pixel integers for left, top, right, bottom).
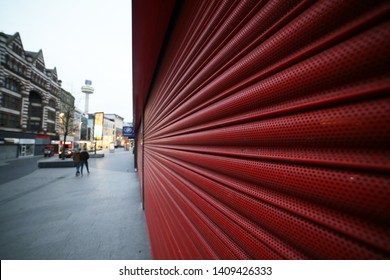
<box><xmin>135</xmin><ymin>0</ymin><xmax>390</xmax><ymax>259</ymax></box>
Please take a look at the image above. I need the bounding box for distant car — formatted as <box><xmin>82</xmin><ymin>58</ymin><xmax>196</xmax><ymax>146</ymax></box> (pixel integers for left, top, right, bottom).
<box><xmin>43</xmin><ymin>145</ymin><xmax>55</xmax><ymax>157</ymax></box>
<box><xmin>59</xmin><ymin>149</ymin><xmax>73</xmax><ymax>158</ymax></box>
<box><xmin>44</xmin><ymin>149</ymin><xmax>51</xmax><ymax>157</ymax></box>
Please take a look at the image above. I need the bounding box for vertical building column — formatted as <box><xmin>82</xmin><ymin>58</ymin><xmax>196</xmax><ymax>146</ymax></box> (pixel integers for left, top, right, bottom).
<box><xmin>20</xmin><ymin>87</ymin><xmax>29</xmax><ymax>130</ymax></box>
<box><xmin>42</xmin><ymin>97</ymin><xmax>48</xmax><ymax>132</ymax></box>
<box><xmin>55</xmin><ymin>110</ymin><xmax>60</xmax><ymax>135</ymax></box>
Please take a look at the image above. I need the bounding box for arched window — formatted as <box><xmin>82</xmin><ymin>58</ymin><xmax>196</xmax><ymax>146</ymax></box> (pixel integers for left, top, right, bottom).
<box><xmin>29</xmin><ymin>91</ymin><xmax>42</xmax><ymax>104</ymax></box>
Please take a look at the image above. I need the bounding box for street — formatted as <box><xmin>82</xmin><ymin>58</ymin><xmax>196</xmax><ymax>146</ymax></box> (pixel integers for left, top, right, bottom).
<box><xmin>0</xmin><ymin>149</ymin><xmax>151</xmax><ymax>260</ymax></box>
<box><xmin>0</xmin><ymin>156</ymin><xmax>41</xmax><ymax>185</ymax></box>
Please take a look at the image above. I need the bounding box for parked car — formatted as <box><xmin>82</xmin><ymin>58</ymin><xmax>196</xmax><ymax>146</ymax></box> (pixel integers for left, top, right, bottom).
<box><xmin>59</xmin><ymin>149</ymin><xmax>73</xmax><ymax>158</ymax></box>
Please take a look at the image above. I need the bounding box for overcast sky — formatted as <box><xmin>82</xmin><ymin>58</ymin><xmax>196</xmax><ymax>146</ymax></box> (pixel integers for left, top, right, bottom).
<box><xmin>0</xmin><ymin>0</ymin><xmax>133</xmax><ymax>122</ymax></box>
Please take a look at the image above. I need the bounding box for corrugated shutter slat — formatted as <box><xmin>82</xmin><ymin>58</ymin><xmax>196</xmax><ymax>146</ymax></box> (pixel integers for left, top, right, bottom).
<box><xmin>139</xmin><ymin>0</ymin><xmax>390</xmax><ymax>259</ymax></box>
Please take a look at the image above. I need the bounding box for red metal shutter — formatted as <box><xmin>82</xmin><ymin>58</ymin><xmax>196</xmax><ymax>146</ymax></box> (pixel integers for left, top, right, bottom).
<box><xmin>139</xmin><ymin>0</ymin><xmax>390</xmax><ymax>259</ymax></box>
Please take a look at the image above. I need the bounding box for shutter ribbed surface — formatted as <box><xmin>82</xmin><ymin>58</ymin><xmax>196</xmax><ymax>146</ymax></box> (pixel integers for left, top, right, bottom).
<box><xmin>139</xmin><ymin>0</ymin><xmax>390</xmax><ymax>259</ymax></box>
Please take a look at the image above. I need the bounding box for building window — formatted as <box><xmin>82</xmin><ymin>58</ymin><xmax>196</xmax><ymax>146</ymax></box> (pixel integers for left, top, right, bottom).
<box><xmin>1</xmin><ymin>93</ymin><xmax>21</xmax><ymax>111</ymax></box>
<box><xmin>0</xmin><ymin>112</ymin><xmax>20</xmax><ymax>128</ymax></box>
<box><xmin>4</xmin><ymin>57</ymin><xmax>25</xmax><ymax>76</ymax></box>
<box><xmin>5</xmin><ymin>56</ymin><xmax>14</xmax><ymax>70</ymax></box>
<box><xmin>30</xmin><ymin>106</ymin><xmax>42</xmax><ymax>118</ymax></box>
<box><xmin>47</xmin><ymin>110</ymin><xmax>56</xmax><ymax>121</ymax></box>
<box><xmin>29</xmin><ymin>91</ymin><xmax>42</xmax><ymax>120</ymax></box>
<box><xmin>36</xmin><ymin>62</ymin><xmax>45</xmax><ymax>73</ymax></box>
<box><xmin>31</xmin><ymin>73</ymin><xmax>45</xmax><ymax>88</ymax></box>
<box><xmin>46</xmin><ymin>122</ymin><xmax>55</xmax><ymax>133</ymax></box>
<box><xmin>12</xmin><ymin>44</ymin><xmax>23</xmax><ymax>56</ymax></box>
<box><xmin>48</xmin><ymin>99</ymin><xmax>56</xmax><ymax>108</ymax></box>
<box><xmin>4</xmin><ymin>78</ymin><xmax>21</xmax><ymax>92</ymax></box>
<box><xmin>4</xmin><ymin>55</ymin><xmax>9</xmax><ymax>67</ymax></box>
<box><xmin>28</xmin><ymin>120</ymin><xmax>41</xmax><ymax>132</ymax></box>
<box><xmin>29</xmin><ymin>91</ymin><xmax>42</xmax><ymax>103</ymax></box>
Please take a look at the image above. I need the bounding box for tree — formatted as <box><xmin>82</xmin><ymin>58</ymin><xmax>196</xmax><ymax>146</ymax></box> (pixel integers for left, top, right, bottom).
<box><xmin>58</xmin><ymin>107</ymin><xmax>74</xmax><ymax>159</ymax></box>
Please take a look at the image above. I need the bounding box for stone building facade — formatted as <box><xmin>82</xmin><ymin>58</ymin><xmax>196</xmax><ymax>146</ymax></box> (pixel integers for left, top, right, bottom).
<box><xmin>0</xmin><ymin>32</ymin><xmax>74</xmax><ymax>159</ymax></box>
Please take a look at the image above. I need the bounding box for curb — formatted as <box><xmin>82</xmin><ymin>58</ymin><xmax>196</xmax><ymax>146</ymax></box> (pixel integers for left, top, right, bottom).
<box><xmin>38</xmin><ymin>161</ymin><xmax>75</xmax><ymax>168</ymax></box>
<box><xmin>38</xmin><ymin>154</ymin><xmax>104</xmax><ymax>168</ymax></box>
<box><xmin>90</xmin><ymin>154</ymin><xmax>105</xmax><ymax>158</ymax></box>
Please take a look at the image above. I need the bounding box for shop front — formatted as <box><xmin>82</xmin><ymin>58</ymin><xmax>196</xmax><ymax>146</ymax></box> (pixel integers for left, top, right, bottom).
<box><xmin>19</xmin><ymin>138</ymin><xmax>35</xmax><ymax>156</ymax></box>
<box><xmin>0</xmin><ymin>138</ymin><xmax>35</xmax><ymax>157</ymax></box>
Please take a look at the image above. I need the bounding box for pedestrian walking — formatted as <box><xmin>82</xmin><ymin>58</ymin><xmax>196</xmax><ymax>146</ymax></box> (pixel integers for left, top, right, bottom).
<box><xmin>73</xmin><ymin>149</ymin><xmax>81</xmax><ymax>176</ymax></box>
<box><xmin>80</xmin><ymin>148</ymin><xmax>90</xmax><ymax>175</ymax></box>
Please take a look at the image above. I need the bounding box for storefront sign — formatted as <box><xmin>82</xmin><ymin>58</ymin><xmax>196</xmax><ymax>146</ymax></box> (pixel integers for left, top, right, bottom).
<box><xmin>4</xmin><ymin>138</ymin><xmax>35</xmax><ymax>144</ymax></box>
<box><xmin>94</xmin><ymin>112</ymin><xmax>104</xmax><ymax>140</ymax></box>
<box><xmin>123</xmin><ymin>126</ymin><xmax>134</xmax><ymax>138</ymax></box>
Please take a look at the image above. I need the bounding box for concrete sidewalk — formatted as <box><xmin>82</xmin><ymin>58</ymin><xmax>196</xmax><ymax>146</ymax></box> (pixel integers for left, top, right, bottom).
<box><xmin>0</xmin><ymin>151</ymin><xmax>151</xmax><ymax>260</ymax></box>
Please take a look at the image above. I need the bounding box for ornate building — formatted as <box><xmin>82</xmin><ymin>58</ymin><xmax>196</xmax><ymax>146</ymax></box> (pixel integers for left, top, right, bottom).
<box><xmin>0</xmin><ymin>32</ymin><xmax>74</xmax><ymax>159</ymax></box>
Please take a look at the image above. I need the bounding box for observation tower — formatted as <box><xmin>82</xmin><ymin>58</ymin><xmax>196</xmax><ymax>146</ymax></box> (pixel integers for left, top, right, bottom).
<box><xmin>81</xmin><ymin>80</ymin><xmax>94</xmax><ymax>113</ymax></box>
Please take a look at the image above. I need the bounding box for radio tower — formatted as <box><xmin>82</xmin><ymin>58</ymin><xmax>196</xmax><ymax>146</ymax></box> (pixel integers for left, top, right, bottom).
<box><xmin>81</xmin><ymin>80</ymin><xmax>94</xmax><ymax>113</ymax></box>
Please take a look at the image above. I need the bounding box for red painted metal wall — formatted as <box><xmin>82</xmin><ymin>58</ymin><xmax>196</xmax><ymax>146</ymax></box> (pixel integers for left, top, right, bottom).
<box><xmin>135</xmin><ymin>0</ymin><xmax>390</xmax><ymax>259</ymax></box>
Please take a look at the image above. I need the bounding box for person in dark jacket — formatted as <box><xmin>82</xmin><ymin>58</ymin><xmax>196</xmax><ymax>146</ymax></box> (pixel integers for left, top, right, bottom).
<box><xmin>80</xmin><ymin>148</ymin><xmax>90</xmax><ymax>175</ymax></box>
